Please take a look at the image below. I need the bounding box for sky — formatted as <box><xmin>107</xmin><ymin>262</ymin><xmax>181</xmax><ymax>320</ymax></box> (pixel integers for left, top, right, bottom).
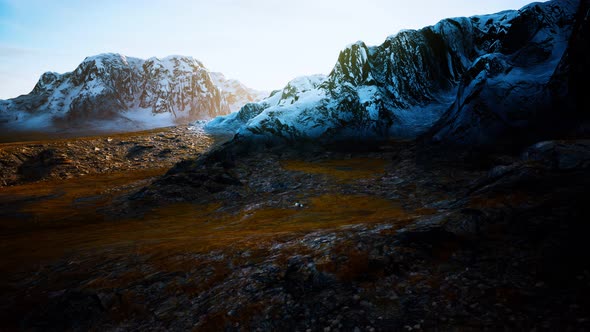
<box><xmin>0</xmin><ymin>0</ymin><xmax>540</xmax><ymax>99</ymax></box>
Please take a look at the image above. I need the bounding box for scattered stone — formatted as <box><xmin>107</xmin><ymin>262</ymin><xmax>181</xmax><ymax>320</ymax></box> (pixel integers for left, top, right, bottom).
<box><xmin>2</xmin><ymin>137</ymin><xmax>590</xmax><ymax>331</ymax></box>
<box><xmin>0</xmin><ymin>126</ymin><xmax>221</xmax><ymax>187</ymax></box>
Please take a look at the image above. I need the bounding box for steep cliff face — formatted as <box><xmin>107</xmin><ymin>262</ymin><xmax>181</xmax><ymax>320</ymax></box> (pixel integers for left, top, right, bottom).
<box><xmin>137</xmin><ymin>56</ymin><xmax>227</xmax><ymax>120</ymax></box>
<box><xmin>207</xmin><ymin>0</ymin><xmax>582</xmax><ymax>145</ymax></box>
<box><xmin>0</xmin><ymin>54</ymin><xmax>264</xmax><ymax>131</ymax></box>
<box><xmin>427</xmin><ymin>0</ymin><xmax>581</xmax><ymax>147</ymax></box>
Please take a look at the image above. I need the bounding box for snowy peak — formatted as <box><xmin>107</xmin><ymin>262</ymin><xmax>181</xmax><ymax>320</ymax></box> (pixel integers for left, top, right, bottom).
<box><xmin>330</xmin><ymin>41</ymin><xmax>372</xmax><ymax>86</ymax></box>
<box><xmin>139</xmin><ymin>56</ymin><xmax>224</xmax><ymax>117</ymax></box>
<box><xmin>31</xmin><ymin>72</ymin><xmax>62</xmax><ymax>95</ymax></box>
<box><xmin>144</xmin><ymin>55</ymin><xmax>206</xmax><ymax>76</ymax></box>
<box><xmin>0</xmin><ymin>54</ymin><xmax>266</xmax><ymax>132</ymax></box>
<box><xmin>204</xmin><ymin>74</ymin><xmax>327</xmax><ymax>134</ymax></box>
<box><xmin>71</xmin><ymin>53</ymin><xmax>141</xmax><ymax>84</ymax></box>
<box><xmin>80</xmin><ymin>53</ymin><xmax>138</xmax><ymax>68</ymax></box>
<box><xmin>275</xmin><ymin>74</ymin><xmax>327</xmax><ymax>106</ymax></box>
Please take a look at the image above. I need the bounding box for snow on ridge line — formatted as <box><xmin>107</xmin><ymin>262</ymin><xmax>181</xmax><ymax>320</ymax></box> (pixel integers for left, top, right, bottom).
<box><xmin>206</xmin><ymin>0</ymin><xmax>580</xmax><ymax>143</ymax></box>
<box><xmin>0</xmin><ymin>53</ymin><xmax>268</xmax><ymax>132</ymax></box>
<box><xmin>204</xmin><ymin>73</ymin><xmax>328</xmax><ymax>134</ymax></box>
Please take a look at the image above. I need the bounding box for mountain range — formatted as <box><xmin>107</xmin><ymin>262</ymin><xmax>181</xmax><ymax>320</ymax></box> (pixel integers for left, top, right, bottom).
<box><xmin>207</xmin><ymin>0</ymin><xmax>587</xmax><ymax>148</ymax></box>
<box><xmin>0</xmin><ymin>54</ymin><xmax>266</xmax><ymax>132</ymax></box>
<box><xmin>1</xmin><ymin>0</ymin><xmax>587</xmax><ymax>149</ymax></box>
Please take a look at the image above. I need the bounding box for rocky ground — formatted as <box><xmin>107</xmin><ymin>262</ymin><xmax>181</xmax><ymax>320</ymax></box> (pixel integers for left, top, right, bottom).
<box><xmin>1</xmin><ymin>134</ymin><xmax>590</xmax><ymax>331</ymax></box>
<box><xmin>0</xmin><ymin>126</ymin><xmax>227</xmax><ymax>187</ymax></box>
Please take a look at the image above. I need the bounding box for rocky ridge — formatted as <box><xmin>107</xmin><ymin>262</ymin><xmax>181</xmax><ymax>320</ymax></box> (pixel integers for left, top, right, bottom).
<box><xmin>207</xmin><ymin>0</ymin><xmax>583</xmax><ymax>148</ymax></box>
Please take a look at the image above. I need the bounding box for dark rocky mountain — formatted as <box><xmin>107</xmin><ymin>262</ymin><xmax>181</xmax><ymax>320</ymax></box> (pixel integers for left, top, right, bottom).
<box><xmin>0</xmin><ymin>54</ymin><xmax>265</xmax><ymax>132</ymax></box>
<box><xmin>427</xmin><ymin>0</ymin><xmax>586</xmax><ymax>148</ymax></box>
<box><xmin>207</xmin><ymin>0</ymin><xmax>583</xmax><ymax>148</ymax></box>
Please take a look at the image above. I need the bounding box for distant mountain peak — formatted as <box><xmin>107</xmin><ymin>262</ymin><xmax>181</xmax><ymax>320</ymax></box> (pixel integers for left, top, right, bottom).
<box><xmin>0</xmin><ymin>54</ymin><xmax>265</xmax><ymax>132</ymax></box>
<box><xmin>209</xmin><ymin>72</ymin><xmax>269</xmax><ymax>113</ymax></box>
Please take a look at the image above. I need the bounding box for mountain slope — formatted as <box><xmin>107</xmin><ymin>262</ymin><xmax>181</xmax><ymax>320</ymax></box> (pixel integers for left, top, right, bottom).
<box><xmin>209</xmin><ymin>72</ymin><xmax>268</xmax><ymax>113</ymax></box>
<box><xmin>0</xmin><ymin>54</ymin><xmax>264</xmax><ymax>132</ymax></box>
<box><xmin>427</xmin><ymin>0</ymin><xmax>582</xmax><ymax>147</ymax></box>
<box><xmin>207</xmin><ymin>0</ymin><xmax>581</xmax><ymax>145</ymax></box>
<box><xmin>206</xmin><ymin>75</ymin><xmax>327</xmax><ymax>135</ymax></box>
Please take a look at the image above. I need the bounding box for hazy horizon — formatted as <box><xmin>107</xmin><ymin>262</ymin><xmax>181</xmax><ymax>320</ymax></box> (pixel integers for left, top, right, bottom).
<box><xmin>0</xmin><ymin>0</ymin><xmax>541</xmax><ymax>99</ymax></box>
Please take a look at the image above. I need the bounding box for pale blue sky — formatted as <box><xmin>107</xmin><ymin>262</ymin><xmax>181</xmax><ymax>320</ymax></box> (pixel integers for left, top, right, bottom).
<box><xmin>0</xmin><ymin>0</ymin><xmax>539</xmax><ymax>99</ymax></box>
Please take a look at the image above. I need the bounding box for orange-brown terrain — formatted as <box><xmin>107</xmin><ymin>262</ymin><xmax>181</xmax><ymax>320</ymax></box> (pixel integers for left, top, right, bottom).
<box><xmin>1</xmin><ymin>130</ymin><xmax>590</xmax><ymax>330</ymax></box>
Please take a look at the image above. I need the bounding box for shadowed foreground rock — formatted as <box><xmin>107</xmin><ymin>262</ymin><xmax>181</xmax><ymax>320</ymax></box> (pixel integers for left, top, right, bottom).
<box><xmin>2</xmin><ymin>138</ymin><xmax>589</xmax><ymax>331</ymax></box>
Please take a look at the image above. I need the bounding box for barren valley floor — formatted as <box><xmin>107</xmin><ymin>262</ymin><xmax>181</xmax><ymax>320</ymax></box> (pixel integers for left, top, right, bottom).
<box><xmin>0</xmin><ymin>129</ymin><xmax>589</xmax><ymax>330</ymax></box>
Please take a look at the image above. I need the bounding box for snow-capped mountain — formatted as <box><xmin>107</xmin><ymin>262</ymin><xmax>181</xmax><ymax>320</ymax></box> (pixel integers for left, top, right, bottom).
<box><xmin>0</xmin><ymin>54</ymin><xmax>265</xmax><ymax>131</ymax></box>
<box><xmin>209</xmin><ymin>72</ymin><xmax>268</xmax><ymax>113</ymax></box>
<box><xmin>206</xmin><ymin>75</ymin><xmax>326</xmax><ymax>135</ymax></box>
<box><xmin>427</xmin><ymin>0</ymin><xmax>585</xmax><ymax>147</ymax></box>
<box><xmin>206</xmin><ymin>0</ymin><xmax>582</xmax><ymax>145</ymax></box>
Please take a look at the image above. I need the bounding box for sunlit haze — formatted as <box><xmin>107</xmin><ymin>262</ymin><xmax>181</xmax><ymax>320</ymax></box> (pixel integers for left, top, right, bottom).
<box><xmin>0</xmin><ymin>0</ymin><xmax>540</xmax><ymax>99</ymax></box>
